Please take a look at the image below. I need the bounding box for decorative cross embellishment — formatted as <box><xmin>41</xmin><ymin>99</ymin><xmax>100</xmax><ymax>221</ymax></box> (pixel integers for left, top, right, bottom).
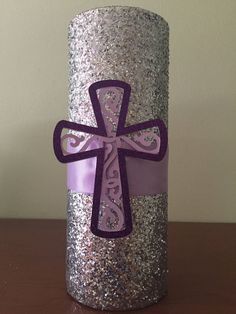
<box><xmin>53</xmin><ymin>80</ymin><xmax>167</xmax><ymax>238</ymax></box>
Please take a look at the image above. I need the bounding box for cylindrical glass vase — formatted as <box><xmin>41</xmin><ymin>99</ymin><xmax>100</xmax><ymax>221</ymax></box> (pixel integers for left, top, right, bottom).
<box><xmin>56</xmin><ymin>6</ymin><xmax>169</xmax><ymax>311</ymax></box>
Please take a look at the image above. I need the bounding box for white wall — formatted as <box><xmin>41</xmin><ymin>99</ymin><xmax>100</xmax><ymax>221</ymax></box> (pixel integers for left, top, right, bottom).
<box><xmin>0</xmin><ymin>0</ymin><xmax>235</xmax><ymax>221</ymax></box>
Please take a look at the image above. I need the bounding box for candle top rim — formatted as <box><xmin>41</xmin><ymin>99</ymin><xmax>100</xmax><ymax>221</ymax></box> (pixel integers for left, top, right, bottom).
<box><xmin>70</xmin><ymin>5</ymin><xmax>169</xmax><ymax>28</ymax></box>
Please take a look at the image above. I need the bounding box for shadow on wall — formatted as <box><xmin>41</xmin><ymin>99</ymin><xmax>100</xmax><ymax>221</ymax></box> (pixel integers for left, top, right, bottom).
<box><xmin>168</xmin><ymin>93</ymin><xmax>235</xmax><ymax>222</ymax></box>
<box><xmin>1</xmin><ymin>120</ymin><xmax>66</xmax><ymax>219</ymax></box>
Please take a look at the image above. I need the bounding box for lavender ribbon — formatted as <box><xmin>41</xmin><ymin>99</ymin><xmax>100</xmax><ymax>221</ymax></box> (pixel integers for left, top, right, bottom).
<box><xmin>67</xmin><ymin>147</ymin><xmax>168</xmax><ymax>195</ymax></box>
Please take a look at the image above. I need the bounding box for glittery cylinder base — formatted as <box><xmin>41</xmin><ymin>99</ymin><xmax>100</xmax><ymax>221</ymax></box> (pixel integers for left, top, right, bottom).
<box><xmin>66</xmin><ymin>192</ymin><xmax>168</xmax><ymax>311</ymax></box>
<box><xmin>66</xmin><ymin>6</ymin><xmax>169</xmax><ymax>311</ymax></box>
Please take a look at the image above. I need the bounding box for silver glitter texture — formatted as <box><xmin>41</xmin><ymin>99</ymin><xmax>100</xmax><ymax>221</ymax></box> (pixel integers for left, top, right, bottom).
<box><xmin>66</xmin><ymin>6</ymin><xmax>169</xmax><ymax>311</ymax></box>
<box><xmin>67</xmin><ymin>192</ymin><xmax>168</xmax><ymax>310</ymax></box>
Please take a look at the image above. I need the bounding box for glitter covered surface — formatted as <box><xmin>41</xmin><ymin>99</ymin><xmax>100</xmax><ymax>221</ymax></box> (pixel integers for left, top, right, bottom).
<box><xmin>67</xmin><ymin>191</ymin><xmax>168</xmax><ymax>310</ymax></box>
<box><xmin>66</xmin><ymin>6</ymin><xmax>169</xmax><ymax>310</ymax></box>
<box><xmin>68</xmin><ymin>6</ymin><xmax>169</xmax><ymax>127</ymax></box>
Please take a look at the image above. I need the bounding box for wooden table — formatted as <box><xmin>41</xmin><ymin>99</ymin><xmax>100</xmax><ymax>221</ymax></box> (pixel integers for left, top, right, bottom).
<box><xmin>0</xmin><ymin>220</ymin><xmax>235</xmax><ymax>314</ymax></box>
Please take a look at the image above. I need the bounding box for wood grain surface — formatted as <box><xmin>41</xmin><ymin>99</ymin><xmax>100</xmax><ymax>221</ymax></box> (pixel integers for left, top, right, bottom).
<box><xmin>0</xmin><ymin>220</ymin><xmax>235</xmax><ymax>314</ymax></box>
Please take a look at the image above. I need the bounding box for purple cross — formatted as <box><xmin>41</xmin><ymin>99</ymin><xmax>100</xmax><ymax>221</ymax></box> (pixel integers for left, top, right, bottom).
<box><xmin>53</xmin><ymin>80</ymin><xmax>167</xmax><ymax>238</ymax></box>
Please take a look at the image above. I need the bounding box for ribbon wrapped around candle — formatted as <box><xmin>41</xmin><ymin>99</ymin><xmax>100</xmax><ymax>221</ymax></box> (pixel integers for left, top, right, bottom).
<box><xmin>53</xmin><ymin>6</ymin><xmax>169</xmax><ymax>311</ymax></box>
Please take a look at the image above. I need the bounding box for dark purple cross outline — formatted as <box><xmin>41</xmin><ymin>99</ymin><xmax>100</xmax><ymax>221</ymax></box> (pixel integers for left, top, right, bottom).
<box><xmin>53</xmin><ymin>80</ymin><xmax>168</xmax><ymax>238</ymax></box>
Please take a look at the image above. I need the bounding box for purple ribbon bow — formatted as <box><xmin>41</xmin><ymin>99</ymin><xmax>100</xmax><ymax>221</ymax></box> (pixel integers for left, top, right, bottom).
<box><xmin>53</xmin><ymin>80</ymin><xmax>167</xmax><ymax>238</ymax></box>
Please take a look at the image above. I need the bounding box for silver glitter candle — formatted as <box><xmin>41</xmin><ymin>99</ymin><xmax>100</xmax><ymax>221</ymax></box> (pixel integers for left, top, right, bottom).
<box><xmin>61</xmin><ymin>6</ymin><xmax>169</xmax><ymax>311</ymax></box>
